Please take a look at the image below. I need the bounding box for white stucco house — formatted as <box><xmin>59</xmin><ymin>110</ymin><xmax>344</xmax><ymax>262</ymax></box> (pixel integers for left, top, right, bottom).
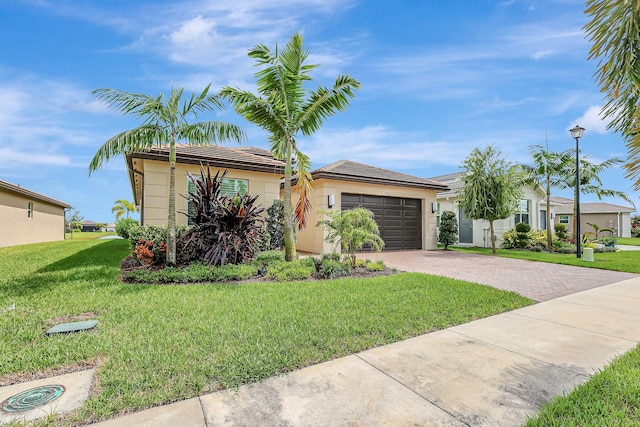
<box><xmin>429</xmin><ymin>172</ymin><xmax>559</xmax><ymax>248</ymax></box>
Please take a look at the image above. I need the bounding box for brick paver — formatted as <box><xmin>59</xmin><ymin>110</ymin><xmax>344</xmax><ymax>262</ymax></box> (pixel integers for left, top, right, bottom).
<box><xmin>366</xmin><ymin>250</ymin><xmax>638</xmax><ymax>301</ymax></box>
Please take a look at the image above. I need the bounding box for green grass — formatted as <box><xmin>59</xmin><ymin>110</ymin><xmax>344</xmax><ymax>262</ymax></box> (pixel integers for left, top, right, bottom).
<box><xmin>616</xmin><ymin>237</ymin><xmax>640</xmax><ymax>246</ymax></box>
<box><xmin>0</xmin><ymin>239</ymin><xmax>531</xmax><ymax>425</ymax></box>
<box><xmin>65</xmin><ymin>231</ymin><xmax>117</xmax><ymax>241</ymax></box>
<box><xmin>526</xmin><ymin>343</ymin><xmax>640</xmax><ymax>426</ymax></box>
<box><xmin>453</xmin><ymin>246</ymin><xmax>640</xmax><ymax>274</ymax></box>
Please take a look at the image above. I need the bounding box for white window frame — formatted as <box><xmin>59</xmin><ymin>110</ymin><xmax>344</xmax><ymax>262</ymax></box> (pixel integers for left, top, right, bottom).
<box><xmin>559</xmin><ymin>215</ymin><xmax>569</xmax><ymax>224</ymax></box>
<box><xmin>514</xmin><ymin>199</ymin><xmax>530</xmax><ymax>225</ymax></box>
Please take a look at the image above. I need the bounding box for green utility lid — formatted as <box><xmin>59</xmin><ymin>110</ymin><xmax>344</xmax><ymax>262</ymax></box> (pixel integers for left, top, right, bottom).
<box><xmin>45</xmin><ymin>320</ymin><xmax>98</xmax><ymax>335</ymax></box>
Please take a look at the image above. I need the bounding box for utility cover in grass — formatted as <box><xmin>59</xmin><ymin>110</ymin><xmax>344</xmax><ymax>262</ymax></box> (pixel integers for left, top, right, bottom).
<box><xmin>45</xmin><ymin>320</ymin><xmax>98</xmax><ymax>335</ymax></box>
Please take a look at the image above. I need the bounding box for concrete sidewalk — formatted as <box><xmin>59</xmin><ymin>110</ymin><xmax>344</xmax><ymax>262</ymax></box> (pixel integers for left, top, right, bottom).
<box><xmin>92</xmin><ymin>277</ymin><xmax>640</xmax><ymax>427</ymax></box>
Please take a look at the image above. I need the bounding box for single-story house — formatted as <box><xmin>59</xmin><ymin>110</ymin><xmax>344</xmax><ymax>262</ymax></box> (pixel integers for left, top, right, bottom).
<box><xmin>551</xmin><ymin>196</ymin><xmax>635</xmax><ymax>238</ymax></box>
<box><xmin>429</xmin><ymin>172</ymin><xmax>558</xmax><ymax>247</ymax></box>
<box><xmin>126</xmin><ymin>145</ymin><xmax>285</xmax><ymax>227</ymax></box>
<box><xmin>103</xmin><ymin>223</ymin><xmax>116</xmax><ymax>232</ymax></box>
<box><xmin>295</xmin><ymin>160</ymin><xmax>449</xmax><ymax>253</ymax></box>
<box><xmin>126</xmin><ymin>146</ymin><xmax>448</xmax><ymax>253</ymax></box>
<box><xmin>80</xmin><ymin>220</ymin><xmax>99</xmax><ymax>232</ymax></box>
<box><xmin>0</xmin><ymin>179</ymin><xmax>70</xmax><ymax>248</ymax></box>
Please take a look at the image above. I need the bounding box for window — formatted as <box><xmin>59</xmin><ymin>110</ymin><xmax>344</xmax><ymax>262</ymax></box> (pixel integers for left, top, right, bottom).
<box><xmin>27</xmin><ymin>202</ymin><xmax>33</xmax><ymax>218</ymax></box>
<box><xmin>187</xmin><ymin>178</ymin><xmax>249</xmax><ymax>226</ymax></box>
<box><xmin>514</xmin><ymin>199</ymin><xmax>530</xmax><ymax>225</ymax></box>
<box><xmin>559</xmin><ymin>215</ymin><xmax>569</xmax><ymax>224</ymax></box>
<box><xmin>436</xmin><ymin>203</ymin><xmax>441</xmax><ymax>227</ymax></box>
<box><xmin>540</xmin><ymin>210</ymin><xmax>547</xmax><ymax>230</ymax></box>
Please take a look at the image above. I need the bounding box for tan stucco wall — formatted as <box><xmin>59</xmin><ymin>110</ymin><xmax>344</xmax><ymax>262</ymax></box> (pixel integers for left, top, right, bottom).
<box><xmin>139</xmin><ymin>160</ymin><xmax>281</xmax><ymax>226</ymax></box>
<box><xmin>554</xmin><ymin>212</ymin><xmax>632</xmax><ymax>238</ymax></box>
<box><xmin>295</xmin><ymin>179</ymin><xmax>439</xmax><ymax>254</ymax></box>
<box><xmin>0</xmin><ymin>189</ymin><xmax>66</xmax><ymax>248</ymax></box>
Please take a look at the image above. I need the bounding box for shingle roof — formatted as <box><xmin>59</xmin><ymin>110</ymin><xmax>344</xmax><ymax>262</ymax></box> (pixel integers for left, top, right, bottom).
<box><xmin>0</xmin><ymin>179</ymin><xmax>71</xmax><ymax>208</ymax></box>
<box><xmin>426</xmin><ymin>172</ymin><xmax>463</xmax><ymax>197</ymax></box>
<box><xmin>127</xmin><ymin>145</ymin><xmax>285</xmax><ymax>174</ymax></box>
<box><xmin>552</xmin><ymin>197</ymin><xmax>635</xmax><ymax>214</ymax></box>
<box><xmin>311</xmin><ymin>160</ymin><xmax>449</xmax><ymax>191</ymax></box>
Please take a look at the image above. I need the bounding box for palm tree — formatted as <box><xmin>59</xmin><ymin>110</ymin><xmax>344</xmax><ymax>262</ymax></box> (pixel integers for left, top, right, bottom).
<box><xmin>523</xmin><ymin>143</ymin><xmax>573</xmax><ymax>249</ymax></box>
<box><xmin>220</xmin><ymin>32</ymin><xmax>360</xmax><ymax>261</ymax></box>
<box><xmin>585</xmin><ymin>0</ymin><xmax>640</xmax><ymax>189</ymax></box>
<box><xmin>111</xmin><ymin>199</ymin><xmax>136</xmax><ymax>220</ymax></box>
<box><xmin>89</xmin><ymin>85</ymin><xmax>245</xmax><ymax>265</ymax></box>
<box><xmin>558</xmin><ymin>150</ymin><xmax>632</xmax><ymax>238</ymax></box>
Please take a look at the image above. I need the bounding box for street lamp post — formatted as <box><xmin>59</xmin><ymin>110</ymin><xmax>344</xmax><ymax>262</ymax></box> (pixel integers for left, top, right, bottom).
<box><xmin>570</xmin><ymin>125</ymin><xmax>585</xmax><ymax>258</ymax></box>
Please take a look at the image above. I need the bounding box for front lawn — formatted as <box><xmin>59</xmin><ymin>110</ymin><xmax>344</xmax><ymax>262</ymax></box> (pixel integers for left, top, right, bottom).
<box><xmin>453</xmin><ymin>246</ymin><xmax>640</xmax><ymax>274</ymax></box>
<box><xmin>0</xmin><ymin>239</ymin><xmax>532</xmax><ymax>425</ymax></box>
<box><xmin>526</xmin><ymin>343</ymin><xmax>640</xmax><ymax>426</ymax></box>
<box><xmin>616</xmin><ymin>237</ymin><xmax>640</xmax><ymax>246</ymax></box>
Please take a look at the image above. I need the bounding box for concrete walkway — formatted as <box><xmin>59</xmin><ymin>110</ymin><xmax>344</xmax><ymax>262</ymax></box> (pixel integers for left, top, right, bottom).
<box><xmin>91</xmin><ymin>275</ymin><xmax>640</xmax><ymax>427</ymax></box>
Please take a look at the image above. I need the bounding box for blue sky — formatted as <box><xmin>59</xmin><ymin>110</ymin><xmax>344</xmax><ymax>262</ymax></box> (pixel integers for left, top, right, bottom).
<box><xmin>1</xmin><ymin>0</ymin><xmax>637</xmax><ymax>223</ymax></box>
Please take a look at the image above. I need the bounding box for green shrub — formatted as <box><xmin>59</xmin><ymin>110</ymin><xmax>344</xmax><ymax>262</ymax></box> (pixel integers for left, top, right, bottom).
<box><xmin>266</xmin><ymin>260</ymin><xmax>315</xmax><ymax>281</ymax></box>
<box><xmin>554</xmin><ymin>223</ymin><xmax>567</xmax><ymax>239</ymax></box>
<box><xmin>438</xmin><ymin>210</ymin><xmax>458</xmax><ymax>249</ymax></box>
<box><xmin>556</xmin><ymin>245</ymin><xmax>576</xmax><ymax>254</ymax></box>
<box><xmin>211</xmin><ymin>263</ymin><xmax>260</xmax><ymax>282</ymax></box>
<box><xmin>501</xmin><ymin>229</ymin><xmax>519</xmax><ymax>249</ymax></box>
<box><xmin>319</xmin><ymin>259</ymin><xmax>351</xmax><ymax>279</ymax></box>
<box><xmin>515</xmin><ymin>222</ymin><xmax>531</xmax><ymax>248</ymax></box>
<box><xmin>363</xmin><ymin>259</ymin><xmax>385</xmax><ymax>271</ymax></box>
<box><xmin>115</xmin><ymin>218</ymin><xmax>140</xmax><ymax>239</ymax></box>
<box><xmin>266</xmin><ymin>199</ymin><xmax>285</xmax><ymax>250</ymax></box>
<box><xmin>255</xmin><ymin>250</ymin><xmax>286</xmax><ymax>264</ymax></box>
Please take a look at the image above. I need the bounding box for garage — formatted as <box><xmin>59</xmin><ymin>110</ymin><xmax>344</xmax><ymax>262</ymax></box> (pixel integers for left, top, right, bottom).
<box><xmin>341</xmin><ymin>193</ymin><xmax>422</xmax><ymax>250</ymax></box>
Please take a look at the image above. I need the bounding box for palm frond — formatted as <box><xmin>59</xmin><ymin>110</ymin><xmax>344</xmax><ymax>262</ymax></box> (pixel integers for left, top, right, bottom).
<box><xmin>298</xmin><ymin>74</ymin><xmax>361</xmax><ymax>135</ymax></box>
<box><xmin>178</xmin><ymin>121</ymin><xmax>246</xmax><ymax>145</ymax></box>
<box><xmin>89</xmin><ymin>125</ymin><xmax>165</xmax><ymax>173</ymax></box>
<box><xmin>292</xmin><ymin>150</ymin><xmax>313</xmax><ymax>229</ymax></box>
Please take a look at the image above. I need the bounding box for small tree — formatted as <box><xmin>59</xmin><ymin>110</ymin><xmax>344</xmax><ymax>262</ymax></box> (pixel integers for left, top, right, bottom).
<box><xmin>316</xmin><ymin>208</ymin><xmax>384</xmax><ymax>267</ymax></box>
<box><xmin>66</xmin><ymin>209</ymin><xmax>84</xmax><ymax>239</ymax></box>
<box><xmin>458</xmin><ymin>145</ymin><xmax>525</xmax><ymax>254</ymax></box>
<box><xmin>439</xmin><ymin>211</ymin><xmax>458</xmax><ymax>250</ymax></box>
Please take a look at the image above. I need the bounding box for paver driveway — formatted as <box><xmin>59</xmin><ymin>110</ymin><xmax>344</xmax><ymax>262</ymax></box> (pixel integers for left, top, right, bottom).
<box><xmin>366</xmin><ymin>250</ymin><xmax>638</xmax><ymax>301</ymax></box>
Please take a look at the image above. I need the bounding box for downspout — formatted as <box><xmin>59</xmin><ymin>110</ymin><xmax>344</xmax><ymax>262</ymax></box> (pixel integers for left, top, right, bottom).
<box><xmin>63</xmin><ymin>207</ymin><xmax>72</xmax><ymax>240</ymax></box>
<box><xmin>617</xmin><ymin>212</ymin><xmax>621</xmax><ymax>238</ymax></box>
<box><xmin>132</xmin><ymin>168</ymin><xmax>144</xmax><ymax>226</ymax></box>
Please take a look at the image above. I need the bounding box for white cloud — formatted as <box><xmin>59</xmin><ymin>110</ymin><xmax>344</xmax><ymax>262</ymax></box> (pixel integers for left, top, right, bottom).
<box><xmin>570</xmin><ymin>105</ymin><xmax>610</xmax><ymax>134</ymax></box>
<box><xmin>298</xmin><ymin>126</ymin><xmax>474</xmax><ymax>173</ymax></box>
<box><xmin>0</xmin><ymin>148</ymin><xmax>71</xmax><ymax>168</ymax></box>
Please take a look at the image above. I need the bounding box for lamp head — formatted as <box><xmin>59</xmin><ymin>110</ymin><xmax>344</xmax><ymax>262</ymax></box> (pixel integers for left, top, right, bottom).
<box><xmin>569</xmin><ymin>125</ymin><xmax>585</xmax><ymax>139</ymax></box>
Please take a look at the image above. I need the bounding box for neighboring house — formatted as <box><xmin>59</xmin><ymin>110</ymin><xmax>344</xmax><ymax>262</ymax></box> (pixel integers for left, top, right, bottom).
<box><xmin>126</xmin><ymin>145</ymin><xmax>285</xmax><ymax>227</ymax></box>
<box><xmin>0</xmin><ymin>179</ymin><xmax>70</xmax><ymax>248</ymax></box>
<box><xmin>126</xmin><ymin>146</ymin><xmax>448</xmax><ymax>253</ymax></box>
<box><xmin>103</xmin><ymin>223</ymin><xmax>116</xmax><ymax>232</ymax></box>
<box><xmin>429</xmin><ymin>172</ymin><xmax>556</xmax><ymax>248</ymax></box>
<box><xmin>80</xmin><ymin>220</ymin><xmax>98</xmax><ymax>232</ymax></box>
<box><xmin>551</xmin><ymin>196</ymin><xmax>635</xmax><ymax>238</ymax></box>
<box><xmin>295</xmin><ymin>160</ymin><xmax>448</xmax><ymax>253</ymax></box>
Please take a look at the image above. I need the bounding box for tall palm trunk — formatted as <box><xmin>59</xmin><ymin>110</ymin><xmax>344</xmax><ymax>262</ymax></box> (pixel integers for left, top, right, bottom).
<box><xmin>167</xmin><ymin>136</ymin><xmax>177</xmax><ymax>265</ymax></box>
<box><xmin>283</xmin><ymin>140</ymin><xmax>297</xmax><ymax>261</ymax></box>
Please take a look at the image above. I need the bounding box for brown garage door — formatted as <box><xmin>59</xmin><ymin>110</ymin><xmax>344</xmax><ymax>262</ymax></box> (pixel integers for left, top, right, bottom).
<box><xmin>341</xmin><ymin>193</ymin><xmax>422</xmax><ymax>250</ymax></box>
